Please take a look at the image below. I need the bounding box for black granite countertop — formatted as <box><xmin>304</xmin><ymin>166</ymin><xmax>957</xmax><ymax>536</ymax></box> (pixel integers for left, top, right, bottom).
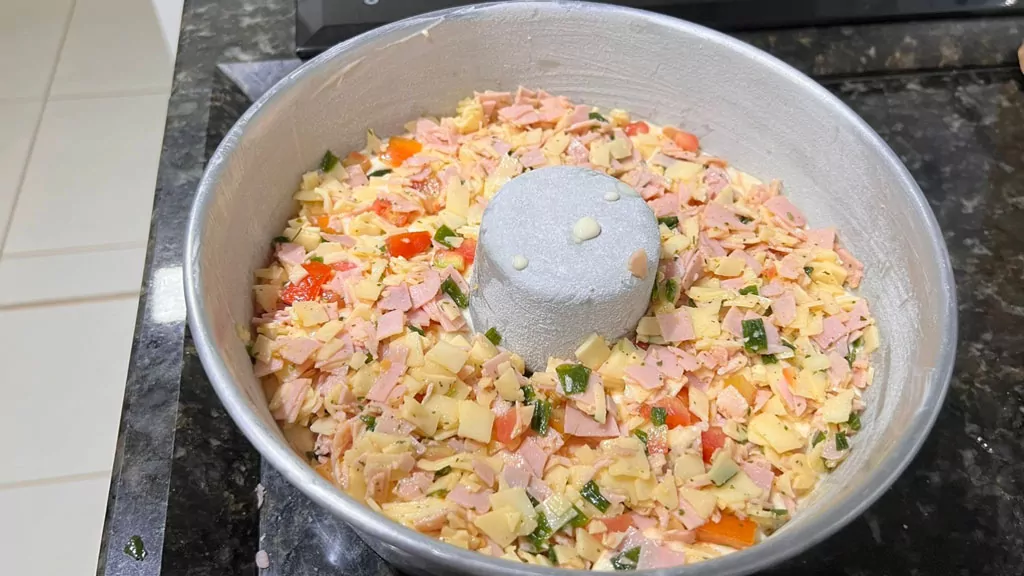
<box><xmin>96</xmin><ymin>2</ymin><xmax>1024</xmax><ymax>575</ymax></box>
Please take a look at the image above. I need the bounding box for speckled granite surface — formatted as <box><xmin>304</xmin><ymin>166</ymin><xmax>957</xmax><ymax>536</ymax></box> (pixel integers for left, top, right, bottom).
<box><xmin>96</xmin><ymin>1</ymin><xmax>1024</xmax><ymax>574</ymax></box>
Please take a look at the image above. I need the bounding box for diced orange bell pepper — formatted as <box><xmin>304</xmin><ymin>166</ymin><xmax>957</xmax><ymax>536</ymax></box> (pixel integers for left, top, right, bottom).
<box><xmin>386</xmin><ymin>231</ymin><xmax>432</xmax><ymax>259</ymax></box>
<box><xmin>383</xmin><ymin>136</ymin><xmax>422</xmax><ymax>167</ymax></box>
<box><xmin>370</xmin><ymin>198</ymin><xmax>415</xmax><ymax>227</ymax></box>
<box><xmin>696</xmin><ymin>512</ymin><xmax>758</xmax><ymax>549</ymax></box>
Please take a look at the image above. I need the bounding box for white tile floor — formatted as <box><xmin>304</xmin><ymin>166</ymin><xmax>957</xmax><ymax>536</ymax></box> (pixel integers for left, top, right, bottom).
<box><xmin>0</xmin><ymin>0</ymin><xmax>183</xmax><ymax>573</ymax></box>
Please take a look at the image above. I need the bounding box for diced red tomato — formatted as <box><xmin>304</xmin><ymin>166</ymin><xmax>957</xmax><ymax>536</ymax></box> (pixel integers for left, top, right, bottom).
<box><xmin>330</xmin><ymin>261</ymin><xmax>357</xmax><ymax>272</ymax></box>
<box><xmin>453</xmin><ymin>237</ymin><xmax>477</xmax><ymax>266</ymax></box>
<box><xmin>701</xmin><ymin>426</ymin><xmax>727</xmax><ymax>464</ymax></box>
<box><xmin>279</xmin><ymin>261</ymin><xmax>334</xmax><ymax>305</ymax></box>
<box><xmin>494</xmin><ymin>409</ymin><xmax>519</xmax><ymax>444</ymax></box>
<box><xmin>599</xmin><ymin>514</ymin><xmax>634</xmax><ymax>533</ymax></box>
<box><xmin>386</xmin><ymin>231</ymin><xmax>432</xmax><ymax>259</ymax></box>
<box><xmin>663</xmin><ymin>126</ymin><xmax>700</xmax><ymax>152</ymax></box>
<box><xmin>624</xmin><ymin>121</ymin><xmax>649</xmax><ymax>136</ymax></box>
<box><xmin>382</xmin><ymin>137</ymin><xmax>423</xmax><ymax>167</ymax></box>
<box><xmin>641</xmin><ymin>396</ymin><xmax>692</xmax><ymax>429</ymax></box>
<box><xmin>342</xmin><ymin>151</ymin><xmax>371</xmax><ymax>173</ymax></box>
<box><xmin>370</xmin><ymin>198</ymin><xmax>415</xmax><ymax>227</ymax></box>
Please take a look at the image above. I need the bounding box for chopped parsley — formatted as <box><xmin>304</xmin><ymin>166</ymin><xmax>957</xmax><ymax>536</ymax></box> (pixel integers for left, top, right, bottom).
<box><xmin>738</xmin><ymin>285</ymin><xmax>759</xmax><ymax>296</ymax></box>
<box><xmin>580</xmin><ymin>480</ymin><xmax>610</xmax><ymax>512</ymax></box>
<box><xmin>804</xmin><ymin>265</ymin><xmax>814</xmax><ymax>276</ymax></box>
<box><xmin>433</xmin><ymin>224</ymin><xmax>459</xmax><ymax>248</ymax></box>
<box><xmin>368</xmin><ymin>168</ymin><xmax>392</xmax><ymax>177</ymax></box>
<box><xmin>847</xmin><ymin>412</ymin><xmax>862</xmax><ymax>431</ymax></box>
<box><xmin>611</xmin><ymin>546</ymin><xmax>641</xmax><ymax>571</ymax></box>
<box><xmin>426</xmin><ymin>489</ymin><xmax>449</xmax><ymax>498</ymax></box>
<box><xmin>440</xmin><ymin>277</ymin><xmax>469</xmax><ymax>308</ymax></box>
<box><xmin>835</xmin><ymin>431</ymin><xmax>850</xmax><ymax>451</ymax></box>
<box><xmin>359</xmin><ymin>414</ymin><xmax>377</xmax><ymax>431</ymax></box>
<box><xmin>771</xmin><ymin>508</ymin><xmax>789</xmax><ymax>516</ymax></box>
<box><xmin>308</xmin><ymin>255</ymin><xmax>324</xmax><ymax>263</ymax></box>
<box><xmin>485</xmin><ymin>327</ymin><xmax>502</xmax><ymax>346</ymax></box>
<box><xmin>124</xmin><ymin>535</ymin><xmax>147</xmax><ymax>561</ymax></box>
<box><xmin>741</xmin><ymin>318</ymin><xmax>768</xmax><ymax>353</ymax></box>
<box><xmin>588</xmin><ymin>111</ymin><xmax>608</xmax><ymax>122</ymax></box>
<box><xmin>319</xmin><ymin>150</ymin><xmax>339</xmax><ymax>172</ymax></box>
<box><xmin>556</xmin><ymin>363</ymin><xmax>591</xmax><ymax>395</ymax></box>
<box><xmin>433</xmin><ymin>466</ymin><xmax>453</xmax><ymax>480</ymax></box>
<box><xmin>811</xmin><ymin>430</ymin><xmax>826</xmax><ymax>447</ymax></box>
<box><xmin>782</xmin><ymin>340</ymin><xmax>797</xmax><ymax>350</ymax></box>
<box><xmin>272</xmin><ymin>236</ymin><xmax>289</xmax><ymax>244</ymax></box>
<box><xmin>762</xmin><ymin>354</ymin><xmax>778</xmax><ymax>364</ymax></box>
<box><xmin>408</xmin><ymin>325</ymin><xmax>425</xmax><ymax>336</ymax></box>
<box><xmin>658</xmin><ymin>215</ymin><xmax>679</xmax><ymax>229</ymax></box>
<box><xmin>532</xmin><ymin>400</ymin><xmax>551</xmax><ymax>436</ymax></box>
<box><xmin>661</xmin><ymin>278</ymin><xmax>679</xmax><ymax>304</ymax></box>
<box><xmin>738</xmin><ymin>215</ymin><xmax>754</xmax><ymax>224</ymax></box>
<box><xmin>650</xmin><ymin>407</ymin><xmax>667</xmax><ymax>426</ymax></box>
<box><xmin>846</xmin><ymin>337</ymin><xmax>864</xmax><ymax>366</ymax></box>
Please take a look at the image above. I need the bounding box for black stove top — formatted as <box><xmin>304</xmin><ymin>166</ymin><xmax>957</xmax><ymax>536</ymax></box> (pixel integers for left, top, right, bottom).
<box><xmin>297</xmin><ymin>0</ymin><xmax>1024</xmax><ymax>58</ymax></box>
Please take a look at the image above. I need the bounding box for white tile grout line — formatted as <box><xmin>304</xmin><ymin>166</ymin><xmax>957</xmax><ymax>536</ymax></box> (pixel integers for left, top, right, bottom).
<box><xmin>0</xmin><ymin>0</ymin><xmax>79</xmax><ymax>255</ymax></box>
<box><xmin>0</xmin><ymin>470</ymin><xmax>111</xmax><ymax>492</ymax></box>
<box><xmin>2</xmin><ymin>240</ymin><xmax>147</xmax><ymax>260</ymax></box>
<box><xmin>0</xmin><ymin>290</ymin><xmax>140</xmax><ymax>312</ymax></box>
<box><xmin>47</xmin><ymin>86</ymin><xmax>173</xmax><ymax>102</ymax></box>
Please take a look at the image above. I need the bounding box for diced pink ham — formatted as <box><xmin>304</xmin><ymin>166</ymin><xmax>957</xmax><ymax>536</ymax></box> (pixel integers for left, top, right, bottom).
<box><xmin>498</xmin><ymin>104</ymin><xmax>541</xmax><ymax>126</ymax></box>
<box><xmin>837</xmin><ymin>247</ymin><xmax>864</xmax><ymax>288</ymax></box>
<box><xmin>407</xmin><ymin>308</ymin><xmax>430</xmax><ymax>328</ymax></box>
<box><xmin>771</xmin><ymin>292</ymin><xmax>797</xmax><ymax>327</ymax></box>
<box><xmin>741</xmin><ymin>462</ymin><xmax>774</xmax><ymax>494</ymax></box>
<box><xmin>378</xmin><ymin>284</ymin><xmax>412</xmax><ymax>312</ymax></box>
<box><xmin>565</xmin><ymin>139</ymin><xmax>589</xmax><ymax>164</ymax></box>
<box><xmin>813</xmin><ymin>316</ymin><xmax>848</xmax><ymax>350</ymax></box>
<box><xmin>675</xmin><ymin>249</ymin><xmax>705</xmax><ymax>290</ymax></box>
<box><xmin>665</xmin><ymin>346</ymin><xmax>700</xmax><ymax>372</ymax></box>
<box><xmin>722</xmin><ymin>306</ymin><xmax>745</xmax><ymax>338</ymax></box>
<box><xmin>639</xmin><ymin>544</ymin><xmax>688</xmax><ymax>570</ymax></box>
<box><xmin>384</xmin><ymin>342</ymin><xmax>409</xmax><ymax>365</ymax></box>
<box><xmin>563</xmin><ymin>404</ymin><xmax>620</xmax><ymax>437</ymax></box>
<box><xmin>275</xmin><ymin>242</ymin><xmax>305</xmax><ymax>266</ymax></box>
<box><xmin>764</xmin><ymin>195</ymin><xmax>807</xmax><ymax>227</ymax></box>
<box><xmin>410</xmin><ymin>271</ymin><xmax>441</xmax><ymax>309</ymax></box>
<box><xmin>657</xmin><ymin>308</ymin><xmax>695</xmax><ymax>343</ymax></box>
<box><xmin>753</xmin><ymin>389</ymin><xmax>773</xmax><ymax>412</ymax></box>
<box><xmin>415</xmin><ymin>119</ymin><xmax>458</xmax><ymax>154</ymax></box>
<box><xmin>564</xmin><ymin>104</ymin><xmax>590</xmax><ymax>126</ymax></box>
<box><xmin>716</xmin><ymin>385</ymin><xmax>749</xmax><ymax>420</ymax></box>
<box><xmin>519</xmin><ymin>147</ymin><xmax>547</xmax><ymax>168</ymax></box>
<box><xmin>347</xmin><ymin>164</ymin><xmax>368</xmax><ymax>187</ymax></box>
<box><xmin>775</xmin><ymin>371</ymin><xmax>807</xmax><ymax>416</ymax></box>
<box><xmin>254</xmin><ymin>357</ymin><xmax>283</xmax><ymax>378</ymax></box>
<box><xmin>380</xmin><ymin>192</ymin><xmax>421</xmax><ymax>213</ymax></box>
<box><xmin>395</xmin><ymin>472</ymin><xmax>433</xmax><ymax>501</ymax></box>
<box><xmin>804</xmin><ymin>227</ymin><xmax>836</xmax><ymax>249</ymax></box>
<box><xmin>278</xmin><ymin>337</ymin><xmax>321</xmax><ymax>365</ymax></box>
<box><xmin>631</xmin><ymin>513</ymin><xmax>657</xmax><ymax>530</ymax></box>
<box><xmin>677</xmin><ymin>498</ymin><xmax>706</xmax><ymax>530</ymax></box>
<box><xmin>375</xmin><ymin>309</ymin><xmax>405</xmax><ymax>340</ymax></box>
<box><xmin>500</xmin><ymin>453</ymin><xmax>531</xmax><ymax>488</ymax></box>
<box><xmin>527</xmin><ymin>476</ymin><xmax>553</xmax><ymax>502</ymax></box>
<box><xmin>760</xmin><ymin>279</ymin><xmax>785</xmax><ymax>297</ymax></box>
<box><xmin>365</xmin><ymin>362</ymin><xmax>406</xmax><ymax>403</ymax></box>
<box><xmin>729</xmin><ymin>248</ymin><xmax>762</xmax><ymax>275</ymax></box>
<box><xmin>625</xmin><ymin>363</ymin><xmax>662</xmax><ymax>390</ymax></box>
<box><xmin>473</xmin><ymin>457</ymin><xmax>497</xmax><ymax>487</ymax></box>
<box><xmin>648</xmin><ymin>193</ymin><xmax>679</xmax><ymax>217</ymax></box>
<box><xmin>320</xmin><ymin>233</ymin><xmax>355</xmax><ymax>246</ymax></box>
<box><xmin>703</xmin><ymin>202</ymin><xmax>753</xmax><ymax>231</ymax></box>
<box><xmin>272</xmin><ymin>378</ymin><xmax>311</xmax><ymax>423</ymax></box>
<box><xmin>647</xmin><ymin>346</ymin><xmax>684</xmax><ymax>379</ymax></box>
<box><xmin>516</xmin><ymin>437</ymin><xmax>549</xmax><ymax>477</ymax></box>
<box><xmin>702</xmin><ymin>166</ymin><xmax>730</xmax><ymax>197</ymax></box>
<box><xmin>828</xmin><ymin>351</ymin><xmax>851</xmax><ymax>387</ymax></box>
<box><xmin>446</xmin><ymin>484</ymin><xmax>493</xmax><ymax>514</ymax></box>
<box><xmin>777</xmin><ymin>253</ymin><xmax>805</xmax><ymax>279</ymax></box>
<box><xmin>481</xmin><ymin>351</ymin><xmax>511</xmax><ymax>378</ymax></box>
<box><xmin>698</xmin><ymin>232</ymin><xmax>727</xmax><ymax>258</ymax></box>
